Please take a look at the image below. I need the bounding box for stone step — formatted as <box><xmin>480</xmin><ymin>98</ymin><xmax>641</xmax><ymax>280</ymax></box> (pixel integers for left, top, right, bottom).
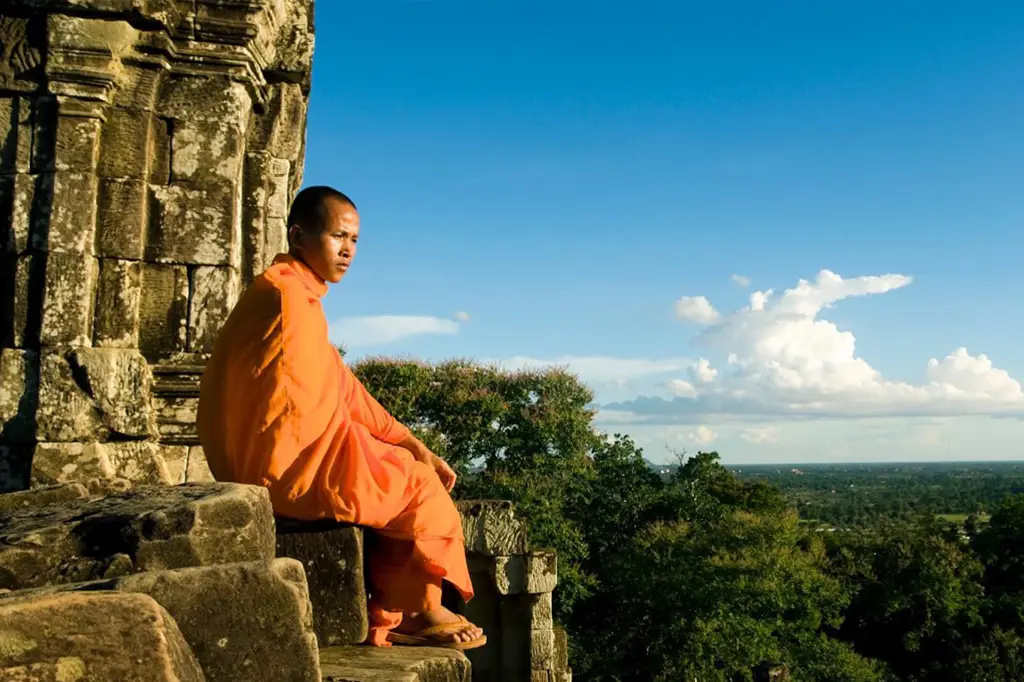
<box><xmin>319</xmin><ymin>646</ymin><xmax>470</xmax><ymax>682</ymax></box>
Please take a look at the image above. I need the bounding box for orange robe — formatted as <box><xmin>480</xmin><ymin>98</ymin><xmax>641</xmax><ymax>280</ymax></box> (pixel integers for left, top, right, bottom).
<box><xmin>197</xmin><ymin>253</ymin><xmax>473</xmax><ymax>644</ymax></box>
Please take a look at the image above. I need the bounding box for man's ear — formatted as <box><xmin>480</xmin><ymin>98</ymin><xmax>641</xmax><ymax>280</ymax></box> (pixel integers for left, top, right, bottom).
<box><xmin>286</xmin><ymin>223</ymin><xmax>301</xmax><ymax>248</ymax></box>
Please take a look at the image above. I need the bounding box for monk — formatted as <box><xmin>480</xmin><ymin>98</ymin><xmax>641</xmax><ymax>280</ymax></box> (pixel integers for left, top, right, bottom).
<box><xmin>197</xmin><ymin>186</ymin><xmax>485</xmax><ymax>650</ymax></box>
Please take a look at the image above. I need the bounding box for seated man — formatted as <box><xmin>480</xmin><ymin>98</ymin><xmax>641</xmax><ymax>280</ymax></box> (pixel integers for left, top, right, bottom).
<box><xmin>197</xmin><ymin>186</ymin><xmax>485</xmax><ymax>650</ymax></box>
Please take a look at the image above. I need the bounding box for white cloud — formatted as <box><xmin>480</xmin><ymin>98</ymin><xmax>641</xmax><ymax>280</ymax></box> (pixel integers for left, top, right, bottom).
<box><xmin>731</xmin><ymin>274</ymin><xmax>751</xmax><ymax>288</ymax></box>
<box><xmin>455</xmin><ymin>311</ymin><xmax>471</xmax><ymax>321</ymax></box>
<box><xmin>330</xmin><ymin>315</ymin><xmax>460</xmax><ymax>347</ymax></box>
<box><xmin>741</xmin><ymin>426</ymin><xmax>781</xmax><ymax>444</ymax></box>
<box><xmin>688</xmin><ymin>425</ymin><xmax>718</xmax><ymax>445</ymax></box>
<box><xmin>674</xmin><ymin>296</ymin><xmax>720</xmax><ymax>324</ymax></box>
<box><xmin>689</xmin><ymin>358</ymin><xmax>718</xmax><ymax>383</ymax></box>
<box><xmin>668</xmin><ymin>379</ymin><xmax>697</xmax><ymax>398</ymax></box>
<box><xmin>604</xmin><ymin>269</ymin><xmax>1024</xmax><ymax>422</ymax></box>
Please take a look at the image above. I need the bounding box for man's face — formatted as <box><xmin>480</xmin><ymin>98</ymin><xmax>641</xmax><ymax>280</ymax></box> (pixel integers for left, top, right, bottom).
<box><xmin>290</xmin><ymin>198</ymin><xmax>359</xmax><ymax>283</ymax></box>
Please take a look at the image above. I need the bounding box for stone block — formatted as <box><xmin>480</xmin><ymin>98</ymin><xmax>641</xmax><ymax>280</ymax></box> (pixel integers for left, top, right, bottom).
<box><xmin>97</xmin><ymin>177</ymin><xmax>148</xmax><ymax>259</ymax></box>
<box><xmin>70</xmin><ymin>347</ymin><xmax>155</xmax><ymax>437</ymax></box>
<box><xmin>457</xmin><ymin>499</ymin><xmax>529</xmax><ymax>556</ymax></box>
<box><xmin>189</xmin><ymin>265</ymin><xmax>239</xmax><ymax>353</ymax></box>
<box><xmin>3</xmin><ymin>559</ymin><xmax>322</xmax><ymax>682</ymax></box>
<box><xmin>149</xmin><ymin>114</ymin><xmax>171</xmax><ymax>184</ymax></box>
<box><xmin>160</xmin><ymin>444</ymin><xmax>189</xmax><ymax>484</ymax></box>
<box><xmin>35</xmin><ymin>351</ymin><xmax>105</xmax><ymax>443</ymax></box>
<box><xmin>148</xmin><ymin>181</ymin><xmax>238</xmax><ymax>265</ymax></box>
<box><xmin>106</xmin><ymin>441</ymin><xmax>173</xmax><ymax>484</ymax></box>
<box><xmin>47</xmin><ymin>170</ymin><xmax>99</xmax><ymax>254</ymax></box>
<box><xmin>138</xmin><ymin>263</ymin><xmax>188</xmax><ymax>360</ymax></box>
<box><xmin>531</xmin><ymin>628</ymin><xmax>556</xmax><ymax>670</ymax></box>
<box><xmin>0</xmin><ymin>592</ymin><xmax>204</xmax><ymax>682</ymax></box>
<box><xmin>186</xmin><ymin>445</ymin><xmax>214</xmax><ymax>482</ymax></box>
<box><xmin>275</xmin><ymin>517</ymin><xmax>369</xmax><ymax>646</ymax></box>
<box><xmin>53</xmin><ymin>115</ymin><xmax>101</xmax><ymax>172</ymax></box>
<box><xmin>153</xmin><ymin>394</ymin><xmax>199</xmax><ymax>442</ymax></box>
<box><xmin>112</xmin><ymin>64</ymin><xmax>166</xmax><ymax>111</ymax></box>
<box><xmin>39</xmin><ymin>251</ymin><xmax>98</xmax><ymax>347</ymax></box>
<box><xmin>553</xmin><ymin>627</ymin><xmax>571</xmax><ymax>678</ymax></box>
<box><xmin>30</xmin><ymin>442</ymin><xmax>115</xmax><ymax>487</ymax></box>
<box><xmin>0</xmin><ymin>482</ymin><xmax>89</xmax><ymax>514</ymax></box>
<box><xmin>532</xmin><ymin>672</ymin><xmax>552</xmax><ymax>682</ymax></box>
<box><xmin>93</xmin><ymin>258</ymin><xmax>142</xmax><ymax>347</ymax></box>
<box><xmin>0</xmin><ymin>348</ymin><xmax>38</xmax><ymax>444</ymax></box>
<box><xmin>319</xmin><ymin>646</ymin><xmax>471</xmax><ymax>682</ymax></box>
<box><xmin>8</xmin><ymin>173</ymin><xmax>41</xmax><ymax>255</ymax></box>
<box><xmin>267</xmin><ymin>157</ymin><xmax>291</xmax><ymax>219</ymax></box>
<box><xmin>0</xmin><ymin>482</ymin><xmax>276</xmax><ymax>590</ymax></box>
<box><xmin>250</xmin><ymin>83</ymin><xmax>307</xmax><ymax>161</ymax></box>
<box><xmin>0</xmin><ymin>96</ymin><xmax>35</xmax><ymax>174</ymax></box>
<box><xmin>98</xmin><ymin>106</ymin><xmax>155</xmax><ymax>180</ymax></box>
<box><xmin>492</xmin><ymin>551</ymin><xmax>558</xmax><ymax>596</ymax></box>
<box><xmin>9</xmin><ymin>251</ymin><xmax>39</xmax><ymax>348</ymax></box>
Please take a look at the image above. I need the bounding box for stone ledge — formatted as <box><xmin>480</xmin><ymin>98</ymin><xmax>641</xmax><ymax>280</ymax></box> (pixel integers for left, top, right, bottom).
<box><xmin>320</xmin><ymin>646</ymin><xmax>470</xmax><ymax>682</ymax></box>
<box><xmin>456</xmin><ymin>499</ymin><xmax>528</xmax><ymax>556</ymax></box>
<box><xmin>0</xmin><ymin>482</ymin><xmax>275</xmax><ymax>590</ymax></box>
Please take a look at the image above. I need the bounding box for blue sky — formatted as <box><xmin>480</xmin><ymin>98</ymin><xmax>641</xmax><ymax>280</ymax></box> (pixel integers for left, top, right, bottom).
<box><xmin>302</xmin><ymin>1</ymin><xmax>1024</xmax><ymax>464</ymax></box>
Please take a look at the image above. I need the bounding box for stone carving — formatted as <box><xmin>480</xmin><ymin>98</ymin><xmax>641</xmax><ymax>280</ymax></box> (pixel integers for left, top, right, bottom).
<box><xmin>0</xmin><ymin>17</ymin><xmax>42</xmax><ymax>91</ymax></box>
<box><xmin>0</xmin><ymin>0</ymin><xmax>313</xmax><ymax>490</ymax></box>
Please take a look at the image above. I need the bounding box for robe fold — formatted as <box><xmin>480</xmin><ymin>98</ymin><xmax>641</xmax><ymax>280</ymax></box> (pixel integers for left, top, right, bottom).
<box><xmin>197</xmin><ymin>253</ymin><xmax>473</xmax><ymax>644</ymax></box>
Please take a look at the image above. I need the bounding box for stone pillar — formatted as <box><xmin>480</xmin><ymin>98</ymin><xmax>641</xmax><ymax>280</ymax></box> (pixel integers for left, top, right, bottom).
<box><xmin>456</xmin><ymin>501</ymin><xmax>573</xmax><ymax>682</ymax></box>
<box><xmin>0</xmin><ymin>0</ymin><xmax>313</xmax><ymax>491</ymax></box>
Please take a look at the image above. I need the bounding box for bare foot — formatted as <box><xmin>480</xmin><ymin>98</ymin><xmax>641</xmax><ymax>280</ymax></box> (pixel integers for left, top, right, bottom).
<box><xmin>397</xmin><ymin>606</ymin><xmax>484</xmax><ymax>644</ymax></box>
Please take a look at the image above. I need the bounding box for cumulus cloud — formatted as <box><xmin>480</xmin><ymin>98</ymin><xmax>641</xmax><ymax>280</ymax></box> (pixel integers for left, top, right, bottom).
<box><xmin>330</xmin><ymin>315</ymin><xmax>460</xmax><ymax>347</ymax></box>
<box><xmin>674</xmin><ymin>296</ymin><xmax>720</xmax><ymax>324</ymax></box>
<box><xmin>689</xmin><ymin>358</ymin><xmax>718</xmax><ymax>383</ymax></box>
<box><xmin>741</xmin><ymin>426</ymin><xmax>781</xmax><ymax>444</ymax></box>
<box><xmin>731</xmin><ymin>274</ymin><xmax>752</xmax><ymax>288</ymax></box>
<box><xmin>604</xmin><ymin>269</ymin><xmax>1024</xmax><ymax>422</ymax></box>
<box><xmin>687</xmin><ymin>425</ymin><xmax>718</xmax><ymax>444</ymax></box>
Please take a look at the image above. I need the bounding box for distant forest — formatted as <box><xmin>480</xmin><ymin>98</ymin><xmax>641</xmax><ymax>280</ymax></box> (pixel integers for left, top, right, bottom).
<box><xmin>648</xmin><ymin>460</ymin><xmax>1024</xmax><ymax>527</ymax></box>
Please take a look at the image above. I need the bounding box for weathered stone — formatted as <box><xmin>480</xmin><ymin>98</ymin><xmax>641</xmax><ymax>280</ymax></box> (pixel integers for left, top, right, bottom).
<box><xmin>97</xmin><ymin>107</ymin><xmax>154</xmax><ymax>180</ymax></box>
<box><xmin>0</xmin><ymin>348</ymin><xmax>38</xmax><ymax>444</ymax></box>
<box><xmin>105</xmin><ymin>441</ymin><xmax>172</xmax><ymax>484</ymax></box>
<box><xmin>153</xmin><ymin>394</ymin><xmax>199</xmax><ymax>442</ymax></box>
<box><xmin>267</xmin><ymin>157</ymin><xmax>291</xmax><ymax>218</ymax></box>
<box><xmin>35</xmin><ymin>352</ymin><xmax>105</xmax><ymax>443</ymax></box>
<box><xmin>553</xmin><ymin>627</ymin><xmax>570</xmax><ymax>674</ymax></box>
<box><xmin>96</xmin><ymin>178</ymin><xmax>147</xmax><ymax>259</ymax></box>
<box><xmin>8</xmin><ymin>173</ymin><xmax>40</xmax><ymax>255</ymax></box>
<box><xmin>2</xmin><ymin>559</ymin><xmax>322</xmax><ymax>682</ymax></box>
<box><xmin>531</xmin><ymin>628</ymin><xmax>556</xmax><ymax>670</ymax></box>
<box><xmin>189</xmin><ymin>265</ymin><xmax>239</xmax><ymax>353</ymax></box>
<box><xmin>185</xmin><ymin>445</ymin><xmax>214</xmax><ymax>482</ymax></box>
<box><xmin>138</xmin><ymin>263</ymin><xmax>188</xmax><ymax>361</ymax></box>
<box><xmin>251</xmin><ymin>83</ymin><xmax>307</xmax><ymax>161</ymax></box>
<box><xmin>0</xmin><ymin>592</ymin><xmax>205</xmax><ymax>682</ymax></box>
<box><xmin>532</xmin><ymin>672</ymin><xmax>552</xmax><ymax>682</ymax></box>
<box><xmin>148</xmin><ymin>182</ymin><xmax>238</xmax><ymax>265</ymax></box>
<box><xmin>457</xmin><ymin>499</ymin><xmax>529</xmax><ymax>556</ymax></box>
<box><xmin>39</xmin><ymin>252</ymin><xmax>98</xmax><ymax>347</ymax></box>
<box><xmin>47</xmin><ymin>171</ymin><xmax>99</xmax><ymax>254</ymax></box>
<box><xmin>161</xmin><ymin>444</ymin><xmax>189</xmax><ymax>483</ymax></box>
<box><xmin>0</xmin><ymin>482</ymin><xmax>275</xmax><ymax>590</ymax></box>
<box><xmin>93</xmin><ymin>258</ymin><xmax>142</xmax><ymax>347</ymax></box>
<box><xmin>70</xmin><ymin>347</ymin><xmax>155</xmax><ymax>437</ymax></box>
<box><xmin>53</xmin><ymin>115</ymin><xmax>101</xmax><ymax>172</ymax></box>
<box><xmin>491</xmin><ymin>551</ymin><xmax>557</xmax><ymax>596</ymax></box>
<box><xmin>0</xmin><ymin>482</ymin><xmax>89</xmax><ymax>514</ymax></box>
<box><xmin>320</xmin><ymin>646</ymin><xmax>471</xmax><ymax>682</ymax></box>
<box><xmin>275</xmin><ymin>517</ymin><xmax>368</xmax><ymax>646</ymax></box>
<box><xmin>30</xmin><ymin>442</ymin><xmax>115</xmax><ymax>487</ymax></box>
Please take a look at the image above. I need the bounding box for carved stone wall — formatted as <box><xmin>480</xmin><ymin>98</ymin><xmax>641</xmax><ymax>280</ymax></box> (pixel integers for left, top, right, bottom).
<box><xmin>0</xmin><ymin>0</ymin><xmax>314</xmax><ymax>491</ymax></box>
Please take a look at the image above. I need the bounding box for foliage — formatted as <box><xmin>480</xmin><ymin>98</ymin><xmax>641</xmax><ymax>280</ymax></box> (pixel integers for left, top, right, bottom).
<box><xmin>351</xmin><ymin>355</ymin><xmax>1024</xmax><ymax>682</ymax></box>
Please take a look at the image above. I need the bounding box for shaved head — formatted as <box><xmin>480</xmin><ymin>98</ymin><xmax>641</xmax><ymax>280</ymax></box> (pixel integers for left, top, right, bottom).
<box><xmin>287</xmin><ymin>186</ymin><xmax>357</xmax><ymax>235</ymax></box>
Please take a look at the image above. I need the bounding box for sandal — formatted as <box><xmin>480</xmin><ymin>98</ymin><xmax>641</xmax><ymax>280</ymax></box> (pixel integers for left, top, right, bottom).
<box><xmin>386</xmin><ymin>616</ymin><xmax>487</xmax><ymax>650</ymax></box>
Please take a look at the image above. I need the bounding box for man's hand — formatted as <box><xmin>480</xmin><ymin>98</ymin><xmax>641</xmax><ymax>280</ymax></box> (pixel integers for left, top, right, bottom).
<box><xmin>399</xmin><ymin>435</ymin><xmax>457</xmax><ymax>492</ymax></box>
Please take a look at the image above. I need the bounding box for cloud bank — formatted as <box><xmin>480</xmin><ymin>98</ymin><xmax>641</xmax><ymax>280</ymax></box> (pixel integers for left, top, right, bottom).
<box><xmin>605</xmin><ymin>269</ymin><xmax>1024</xmax><ymax>423</ymax></box>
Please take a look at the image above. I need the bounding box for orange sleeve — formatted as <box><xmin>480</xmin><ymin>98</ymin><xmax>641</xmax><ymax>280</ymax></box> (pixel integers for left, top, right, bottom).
<box><xmin>337</xmin><ymin>357</ymin><xmax>411</xmax><ymax>446</ymax></box>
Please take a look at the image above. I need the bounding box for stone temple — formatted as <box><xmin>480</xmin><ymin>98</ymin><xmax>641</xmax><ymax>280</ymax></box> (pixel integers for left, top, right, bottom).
<box><xmin>0</xmin><ymin>0</ymin><xmax>313</xmax><ymax>490</ymax></box>
<box><xmin>0</xmin><ymin>3</ymin><xmax>575</xmax><ymax>680</ymax></box>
